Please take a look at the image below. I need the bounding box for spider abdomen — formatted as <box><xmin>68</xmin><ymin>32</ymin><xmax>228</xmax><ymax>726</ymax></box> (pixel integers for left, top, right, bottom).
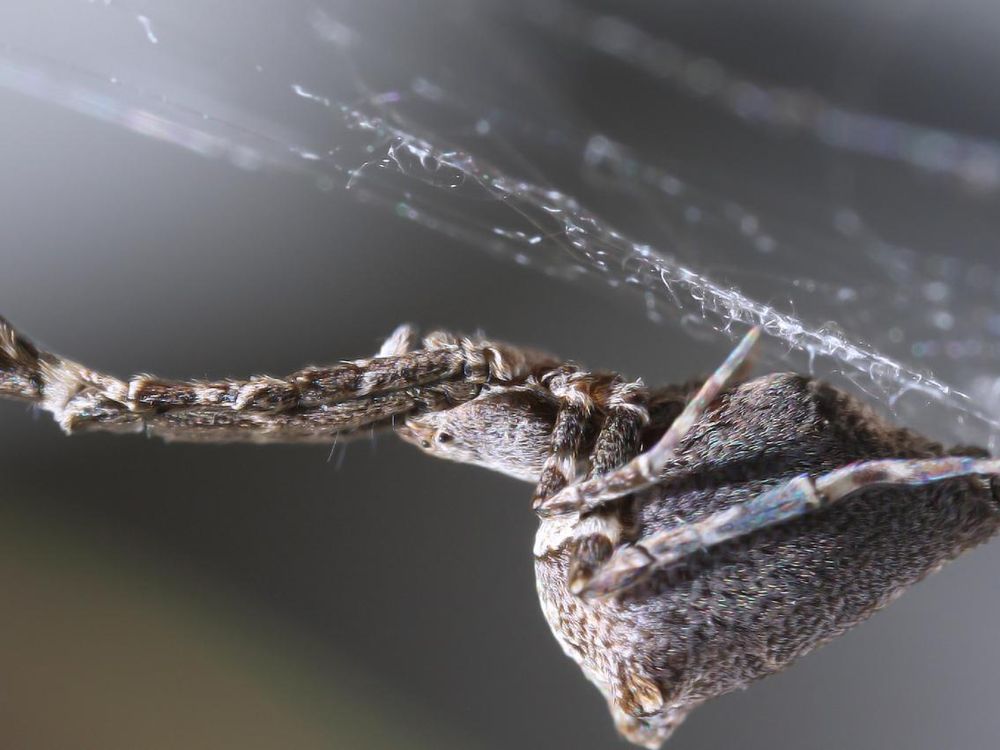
<box><xmin>533</xmin><ymin>373</ymin><xmax>1000</xmax><ymax>747</ymax></box>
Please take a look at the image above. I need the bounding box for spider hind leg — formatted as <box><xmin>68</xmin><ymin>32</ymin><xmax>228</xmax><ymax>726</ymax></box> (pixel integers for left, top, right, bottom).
<box><xmin>578</xmin><ymin>455</ymin><xmax>1000</xmax><ymax>598</ymax></box>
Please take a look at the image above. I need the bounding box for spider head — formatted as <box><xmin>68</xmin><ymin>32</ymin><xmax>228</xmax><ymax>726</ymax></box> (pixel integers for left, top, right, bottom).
<box><xmin>397</xmin><ymin>386</ymin><xmax>556</xmax><ymax>483</ymax></box>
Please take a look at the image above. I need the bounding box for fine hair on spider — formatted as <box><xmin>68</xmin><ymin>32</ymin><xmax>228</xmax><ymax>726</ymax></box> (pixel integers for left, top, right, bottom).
<box><xmin>2</xmin><ymin>315</ymin><xmax>999</xmax><ymax>748</ymax></box>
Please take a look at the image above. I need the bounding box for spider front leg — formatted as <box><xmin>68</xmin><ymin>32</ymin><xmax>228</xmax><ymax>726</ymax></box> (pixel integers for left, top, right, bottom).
<box><xmin>0</xmin><ymin>316</ymin><xmax>556</xmax><ymax>443</ymax></box>
<box><xmin>537</xmin><ymin>326</ymin><xmax>761</xmax><ymax>517</ymax></box>
<box><xmin>578</xmin><ymin>455</ymin><xmax>1000</xmax><ymax>598</ymax></box>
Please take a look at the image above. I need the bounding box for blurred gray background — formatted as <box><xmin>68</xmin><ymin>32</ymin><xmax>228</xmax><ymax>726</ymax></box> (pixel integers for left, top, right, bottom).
<box><xmin>2</xmin><ymin>1</ymin><xmax>1000</xmax><ymax>749</ymax></box>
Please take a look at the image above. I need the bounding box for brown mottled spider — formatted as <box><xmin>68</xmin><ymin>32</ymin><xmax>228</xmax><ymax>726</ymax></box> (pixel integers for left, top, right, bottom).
<box><xmin>2</xmin><ymin>316</ymin><xmax>999</xmax><ymax>747</ymax></box>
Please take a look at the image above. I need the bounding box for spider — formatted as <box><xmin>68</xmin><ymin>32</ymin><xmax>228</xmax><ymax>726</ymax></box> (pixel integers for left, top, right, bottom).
<box><xmin>2</xmin><ymin>315</ymin><xmax>999</xmax><ymax>747</ymax></box>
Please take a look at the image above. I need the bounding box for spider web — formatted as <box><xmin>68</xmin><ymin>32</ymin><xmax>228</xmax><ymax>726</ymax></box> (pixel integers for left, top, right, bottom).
<box><xmin>2</xmin><ymin>0</ymin><xmax>1000</xmax><ymax>449</ymax></box>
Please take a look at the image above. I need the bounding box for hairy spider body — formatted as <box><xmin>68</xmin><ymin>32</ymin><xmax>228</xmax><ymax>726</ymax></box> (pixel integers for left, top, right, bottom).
<box><xmin>536</xmin><ymin>375</ymin><xmax>998</xmax><ymax>745</ymax></box>
<box><xmin>2</xmin><ymin>317</ymin><xmax>998</xmax><ymax>748</ymax></box>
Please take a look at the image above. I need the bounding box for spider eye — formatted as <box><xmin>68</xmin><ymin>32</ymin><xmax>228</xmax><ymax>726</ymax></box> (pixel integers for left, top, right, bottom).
<box><xmin>419</xmin><ymin>439</ymin><xmax>431</xmax><ymax>449</ymax></box>
<box><xmin>436</xmin><ymin>432</ymin><xmax>453</xmax><ymax>445</ymax></box>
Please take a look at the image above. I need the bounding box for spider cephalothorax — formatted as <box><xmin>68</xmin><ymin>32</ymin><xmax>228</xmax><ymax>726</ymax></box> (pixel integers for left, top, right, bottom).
<box><xmin>398</xmin><ymin>386</ymin><xmax>557</xmax><ymax>481</ymax></box>
<box><xmin>2</xmin><ymin>317</ymin><xmax>999</xmax><ymax>748</ymax></box>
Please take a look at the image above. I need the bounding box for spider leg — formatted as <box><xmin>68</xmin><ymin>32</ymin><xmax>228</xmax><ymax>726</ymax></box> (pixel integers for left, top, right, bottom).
<box><xmin>537</xmin><ymin>326</ymin><xmax>761</xmax><ymax>517</ymax></box>
<box><xmin>141</xmin><ymin>383</ymin><xmax>484</xmax><ymax>444</ymax></box>
<box><xmin>0</xmin><ymin>316</ymin><xmax>554</xmax><ymax>443</ymax></box>
<box><xmin>531</xmin><ymin>373</ymin><xmax>648</xmax><ymax>506</ymax></box>
<box><xmin>588</xmin><ymin>380</ymin><xmax>649</xmax><ymax>478</ymax></box>
<box><xmin>531</xmin><ymin>369</ymin><xmax>597</xmax><ymax>504</ymax></box>
<box><xmin>578</xmin><ymin>454</ymin><xmax>1000</xmax><ymax>598</ymax></box>
<box><xmin>531</xmin><ymin>374</ymin><xmax>651</xmax><ymax>564</ymax></box>
<box><xmin>562</xmin><ymin>379</ymin><xmax>649</xmax><ymax>593</ymax></box>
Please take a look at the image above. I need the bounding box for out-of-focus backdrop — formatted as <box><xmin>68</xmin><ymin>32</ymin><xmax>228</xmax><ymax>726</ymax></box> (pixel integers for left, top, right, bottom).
<box><xmin>2</xmin><ymin>1</ymin><xmax>1000</xmax><ymax>748</ymax></box>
